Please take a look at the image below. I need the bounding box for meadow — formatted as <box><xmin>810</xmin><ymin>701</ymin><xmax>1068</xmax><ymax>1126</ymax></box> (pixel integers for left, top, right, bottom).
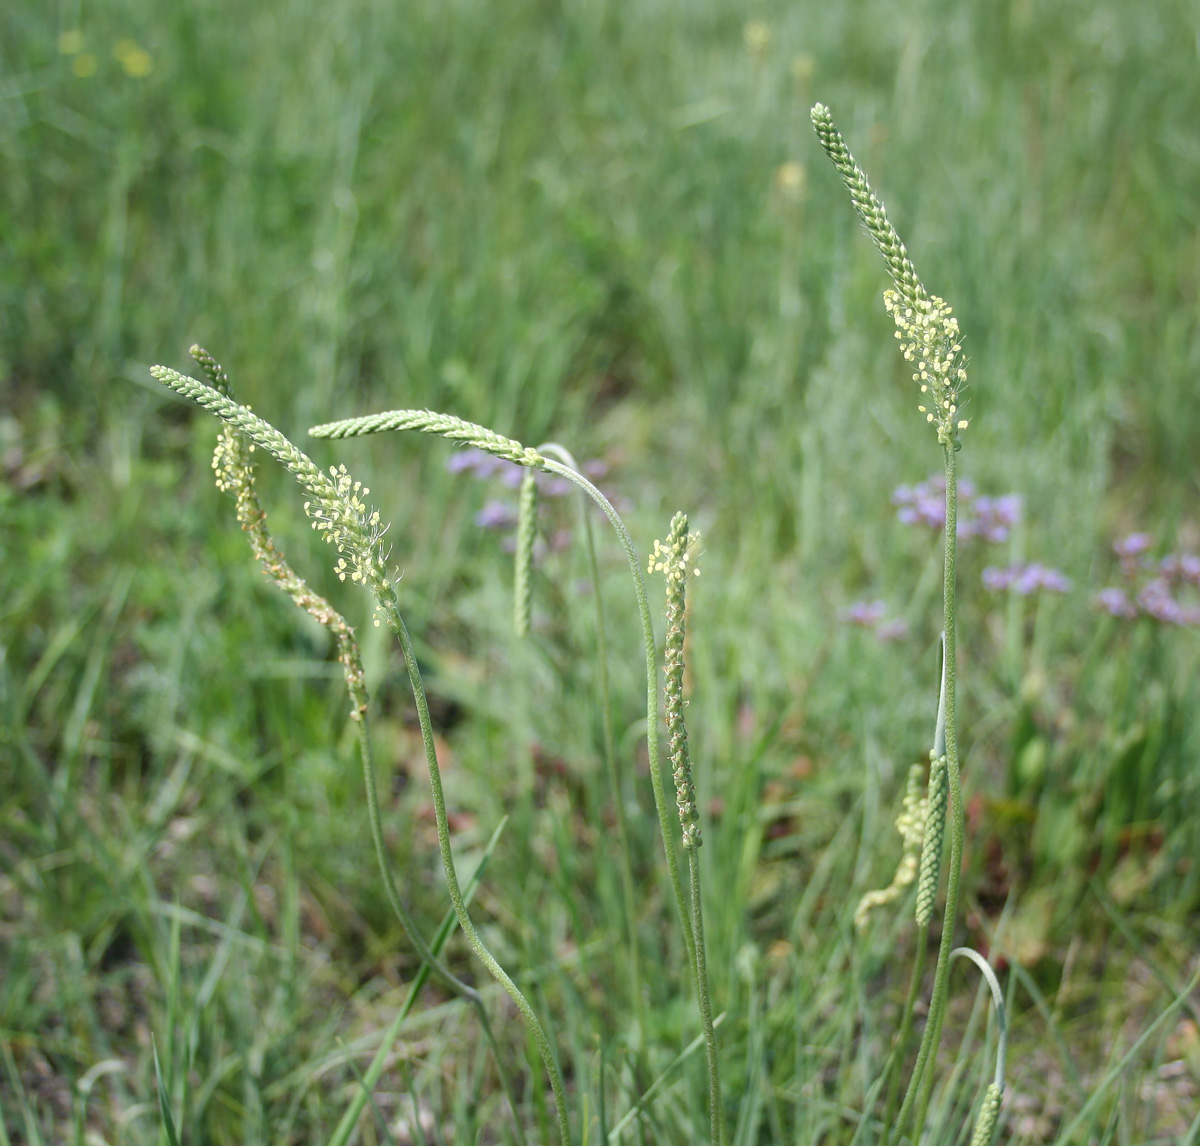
<box><xmin>2</xmin><ymin>0</ymin><xmax>1199</xmax><ymax>1142</ymax></box>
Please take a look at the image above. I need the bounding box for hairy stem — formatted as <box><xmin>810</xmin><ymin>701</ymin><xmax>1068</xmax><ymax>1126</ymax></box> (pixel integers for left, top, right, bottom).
<box><xmin>539</xmin><ymin>443</ymin><xmax>645</xmax><ymax>1037</ymax></box>
<box><xmin>325</xmin><ymin>822</ymin><xmax>518</xmax><ymax>1146</ymax></box>
<box><xmin>689</xmin><ymin>848</ymin><xmax>722</xmax><ymax>1144</ymax></box>
<box><xmin>896</xmin><ymin>444</ymin><xmax>964</xmax><ymax>1139</ymax></box>
<box><xmin>537</xmin><ymin>458</ymin><xmax>697</xmax><ymax>976</ymax></box>
<box><xmin>880</xmin><ymin>934</ymin><xmax>927</xmax><ymax>1140</ymax></box>
<box><xmin>380</xmin><ymin>592</ymin><xmax>571</xmax><ymax>1146</ymax></box>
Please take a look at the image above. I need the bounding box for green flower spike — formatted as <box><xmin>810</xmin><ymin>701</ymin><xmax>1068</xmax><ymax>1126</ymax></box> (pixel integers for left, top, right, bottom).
<box><xmin>312</xmin><ymin>408</ymin><xmax>544</xmax><ymax>468</ymax></box>
<box><xmin>811</xmin><ymin>103</ymin><xmax>970</xmax><ymax>446</ymax></box>
<box><xmin>969</xmin><ymin>1084</ymin><xmax>1002</xmax><ymax>1146</ymax></box>
<box><xmin>648</xmin><ymin>512</ymin><xmax>722</xmax><ymax>1145</ymax></box>
<box><xmin>915</xmin><ymin>751</ymin><xmax>949</xmax><ymax>927</ymax></box>
<box><xmin>855</xmin><ymin>762</ymin><xmax>927</xmax><ymax>929</ymax></box>
<box><xmin>810</xmin><ymin>102</ymin><xmax>926</xmax><ymax>309</ymax></box>
<box><xmin>151</xmin><ymin>365</ymin><xmax>393</xmax><ymax>624</ymax></box>
<box><xmin>648</xmin><ymin>513</ymin><xmax>704</xmax><ymax>849</ymax></box>
<box><xmin>513</xmin><ymin>468</ymin><xmax>538</xmax><ymax>638</ymax></box>
<box><xmin>885</xmin><ymin>292</ymin><xmax>971</xmax><ymax>446</ymax></box>
<box><xmin>811</xmin><ymin>99</ymin><xmax>981</xmax><ymax>1146</ymax></box>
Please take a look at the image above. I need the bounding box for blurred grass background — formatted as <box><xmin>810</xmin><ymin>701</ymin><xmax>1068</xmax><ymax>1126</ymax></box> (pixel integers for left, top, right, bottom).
<box><xmin>3</xmin><ymin>0</ymin><xmax>1199</xmax><ymax>1141</ymax></box>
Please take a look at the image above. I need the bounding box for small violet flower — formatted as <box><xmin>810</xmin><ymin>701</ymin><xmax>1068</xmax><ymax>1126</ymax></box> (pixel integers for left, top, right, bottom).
<box><xmin>892</xmin><ymin>474</ymin><xmax>1020</xmax><ymax>542</ymax></box>
<box><xmin>475</xmin><ymin>499</ymin><xmax>518</xmax><ymax>531</ymax></box>
<box><xmin>839</xmin><ymin>599</ymin><xmax>887</xmax><ymax>627</ymax></box>
<box><xmin>982</xmin><ymin>563</ymin><xmax>1071</xmax><ymax>595</ymax></box>
<box><xmin>1113</xmin><ymin>532</ymin><xmax>1153</xmax><ymax>559</ymax></box>
<box><xmin>1094</xmin><ymin>587</ymin><xmax>1137</xmax><ymax>619</ymax></box>
<box><xmin>963</xmin><ymin>494</ymin><xmax>1023</xmax><ymax>543</ymax></box>
<box><xmin>1137</xmin><ymin>579</ymin><xmax>1200</xmax><ymax>627</ymax></box>
<box><xmin>1095</xmin><ymin>535</ymin><xmax>1200</xmax><ymax>627</ymax></box>
<box><xmin>875</xmin><ymin>618</ymin><xmax>910</xmax><ymax>642</ymax></box>
<box><xmin>451</xmin><ymin>445</ymin><xmax>618</xmax><ymax>561</ymax></box>
<box><xmin>1159</xmin><ymin>553</ymin><xmax>1200</xmax><ymax>587</ymax></box>
<box><xmin>838</xmin><ymin>599</ymin><xmax>908</xmax><ymax>642</ymax></box>
<box><xmin>447</xmin><ymin>446</ymin><xmax>598</xmax><ymax>500</ymax></box>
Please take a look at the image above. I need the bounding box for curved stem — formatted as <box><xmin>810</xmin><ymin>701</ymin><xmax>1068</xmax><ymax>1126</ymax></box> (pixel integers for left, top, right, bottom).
<box><xmin>896</xmin><ymin>444</ymin><xmax>965</xmax><ymax>1140</ymax></box>
<box><xmin>350</xmin><ymin>710</ymin><xmax>527</xmax><ymax>1145</ymax></box>
<box><xmin>351</xmin><ymin>710</ymin><xmax>478</xmax><ymax>1002</ymax></box>
<box><xmin>689</xmin><ymin>849</ymin><xmax>722</xmax><ymax>1145</ymax></box>
<box><xmin>380</xmin><ymin>591</ymin><xmax>571</xmax><ymax>1146</ymax></box>
<box><xmin>949</xmin><ymin>947</ymin><xmax>1007</xmax><ymax>1092</ymax></box>
<box><xmin>880</xmin><ymin>933</ymin><xmax>927</xmax><ymax>1143</ymax></box>
<box><xmin>326</xmin><ymin>821</ymin><xmax>523</xmax><ymax>1146</ymax></box>
<box><xmin>538</xmin><ymin>443</ymin><xmax>645</xmax><ymax>1037</ymax></box>
<box><xmin>883</xmin><ymin>639</ymin><xmax>945</xmax><ymax>1141</ymax></box>
<box><xmin>537</xmin><ymin>457</ymin><xmax>697</xmax><ymax>975</ymax></box>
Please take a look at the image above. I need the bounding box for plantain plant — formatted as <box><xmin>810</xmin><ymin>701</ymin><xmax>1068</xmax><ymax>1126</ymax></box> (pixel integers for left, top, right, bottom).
<box><xmin>811</xmin><ymin>102</ymin><xmax>1004</xmax><ymax>1145</ymax></box>
<box><xmin>150</xmin><ymin>101</ymin><xmax>1013</xmax><ymax>1145</ymax></box>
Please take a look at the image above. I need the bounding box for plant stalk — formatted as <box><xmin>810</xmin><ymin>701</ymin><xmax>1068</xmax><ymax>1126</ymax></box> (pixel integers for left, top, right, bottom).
<box><xmin>896</xmin><ymin>444</ymin><xmax>965</xmax><ymax>1141</ymax></box>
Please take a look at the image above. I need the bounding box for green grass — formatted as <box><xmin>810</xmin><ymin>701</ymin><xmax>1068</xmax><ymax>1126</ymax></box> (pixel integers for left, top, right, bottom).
<box><xmin>4</xmin><ymin>0</ymin><xmax>1200</xmax><ymax>1141</ymax></box>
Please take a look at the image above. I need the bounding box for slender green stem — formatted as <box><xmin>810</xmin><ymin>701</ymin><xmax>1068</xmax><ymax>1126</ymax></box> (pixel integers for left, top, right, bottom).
<box><xmin>380</xmin><ymin>592</ymin><xmax>571</xmax><ymax>1146</ymax></box>
<box><xmin>351</xmin><ymin>708</ymin><xmax>478</xmax><ymax>1003</ymax></box>
<box><xmin>653</xmin><ymin>512</ymin><xmax>721</xmax><ymax>1144</ymax></box>
<box><xmin>880</xmin><ymin>933</ymin><xmax>927</xmax><ymax>1141</ymax></box>
<box><xmin>896</xmin><ymin>444</ymin><xmax>965</xmax><ymax>1140</ymax></box>
<box><xmin>349</xmin><ymin>709</ymin><xmax>527</xmax><ymax>1145</ymax></box>
<box><xmin>536</xmin><ymin>458</ymin><xmax>697</xmax><ymax>976</ymax></box>
<box><xmin>688</xmin><ymin>849</ymin><xmax>722</xmax><ymax>1145</ymax></box>
<box><xmin>948</xmin><ymin>947</ymin><xmax>1007</xmax><ymax>1092</ymax></box>
<box><xmin>539</xmin><ymin>443</ymin><xmax>645</xmax><ymax>1037</ymax></box>
<box><xmin>326</xmin><ymin>822</ymin><xmax>521</xmax><ymax>1146</ymax></box>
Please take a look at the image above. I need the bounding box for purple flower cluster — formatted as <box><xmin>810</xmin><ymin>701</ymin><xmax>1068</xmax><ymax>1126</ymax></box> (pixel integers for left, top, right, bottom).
<box><xmin>982</xmin><ymin>563</ymin><xmax>1072</xmax><ymax>595</ymax></box>
<box><xmin>448</xmin><ymin>446</ymin><xmax>617</xmax><ymax>538</ymax></box>
<box><xmin>474</xmin><ymin>499</ymin><xmax>519</xmax><ymax>531</ymax></box>
<box><xmin>1094</xmin><ymin>535</ymin><xmax>1200</xmax><ymax>626</ymax></box>
<box><xmin>448</xmin><ymin>447</ymin><xmax>583</xmax><ymax>508</ymax></box>
<box><xmin>892</xmin><ymin>474</ymin><xmax>1021</xmax><ymax>543</ymax></box>
<box><xmin>838</xmin><ymin>599</ymin><xmax>908</xmax><ymax>642</ymax></box>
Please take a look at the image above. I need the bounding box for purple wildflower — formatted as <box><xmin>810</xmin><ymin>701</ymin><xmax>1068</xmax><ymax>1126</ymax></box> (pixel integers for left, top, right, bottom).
<box><xmin>444</xmin><ymin>448</ymin><xmax>482</xmax><ymax>474</ymax></box>
<box><xmin>497</xmin><ymin>464</ymin><xmax>526</xmax><ymax>489</ymax></box>
<box><xmin>452</xmin><ymin>444</ymin><xmax>620</xmax><ymax>557</ymax></box>
<box><xmin>1114</xmin><ymin>533</ymin><xmax>1153</xmax><ymax>559</ymax></box>
<box><xmin>538</xmin><ymin>476</ymin><xmax>575</xmax><ymax>498</ymax></box>
<box><xmin>1101</xmin><ymin>535</ymin><xmax>1200</xmax><ymax>625</ymax></box>
<box><xmin>892</xmin><ymin>480</ymin><xmax>947</xmax><ymax>530</ymax></box>
<box><xmin>893</xmin><ymin>475</ymin><xmax>1016</xmax><ymax>541</ymax></box>
<box><xmin>450</xmin><ymin>446</ymin><xmax>598</xmax><ymax>498</ymax></box>
<box><xmin>983</xmin><ymin>563</ymin><xmax>1071</xmax><ymax>595</ymax></box>
<box><xmin>447</xmin><ymin>447</ymin><xmax>507</xmax><ymax>478</ymax></box>
<box><xmin>474</xmin><ymin>500</ymin><xmax>518</xmax><ymax>531</ymax></box>
<box><xmin>981</xmin><ymin>566</ymin><xmax>1013</xmax><ymax>591</ymax></box>
<box><xmin>1094</xmin><ymin>587</ymin><xmax>1137</xmax><ymax>619</ymax></box>
<box><xmin>1014</xmin><ymin>564</ymin><xmax>1072</xmax><ymax>594</ymax></box>
<box><xmin>875</xmin><ymin>618</ymin><xmax>909</xmax><ymax>642</ymax></box>
<box><xmin>967</xmin><ymin>494</ymin><xmax>1023</xmax><ymax>543</ymax></box>
<box><xmin>839</xmin><ymin>599</ymin><xmax>887</xmax><ymax>627</ymax></box>
<box><xmin>1137</xmin><ymin>579</ymin><xmax>1200</xmax><ymax>626</ymax></box>
<box><xmin>1159</xmin><ymin>553</ymin><xmax>1200</xmax><ymax>587</ymax></box>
